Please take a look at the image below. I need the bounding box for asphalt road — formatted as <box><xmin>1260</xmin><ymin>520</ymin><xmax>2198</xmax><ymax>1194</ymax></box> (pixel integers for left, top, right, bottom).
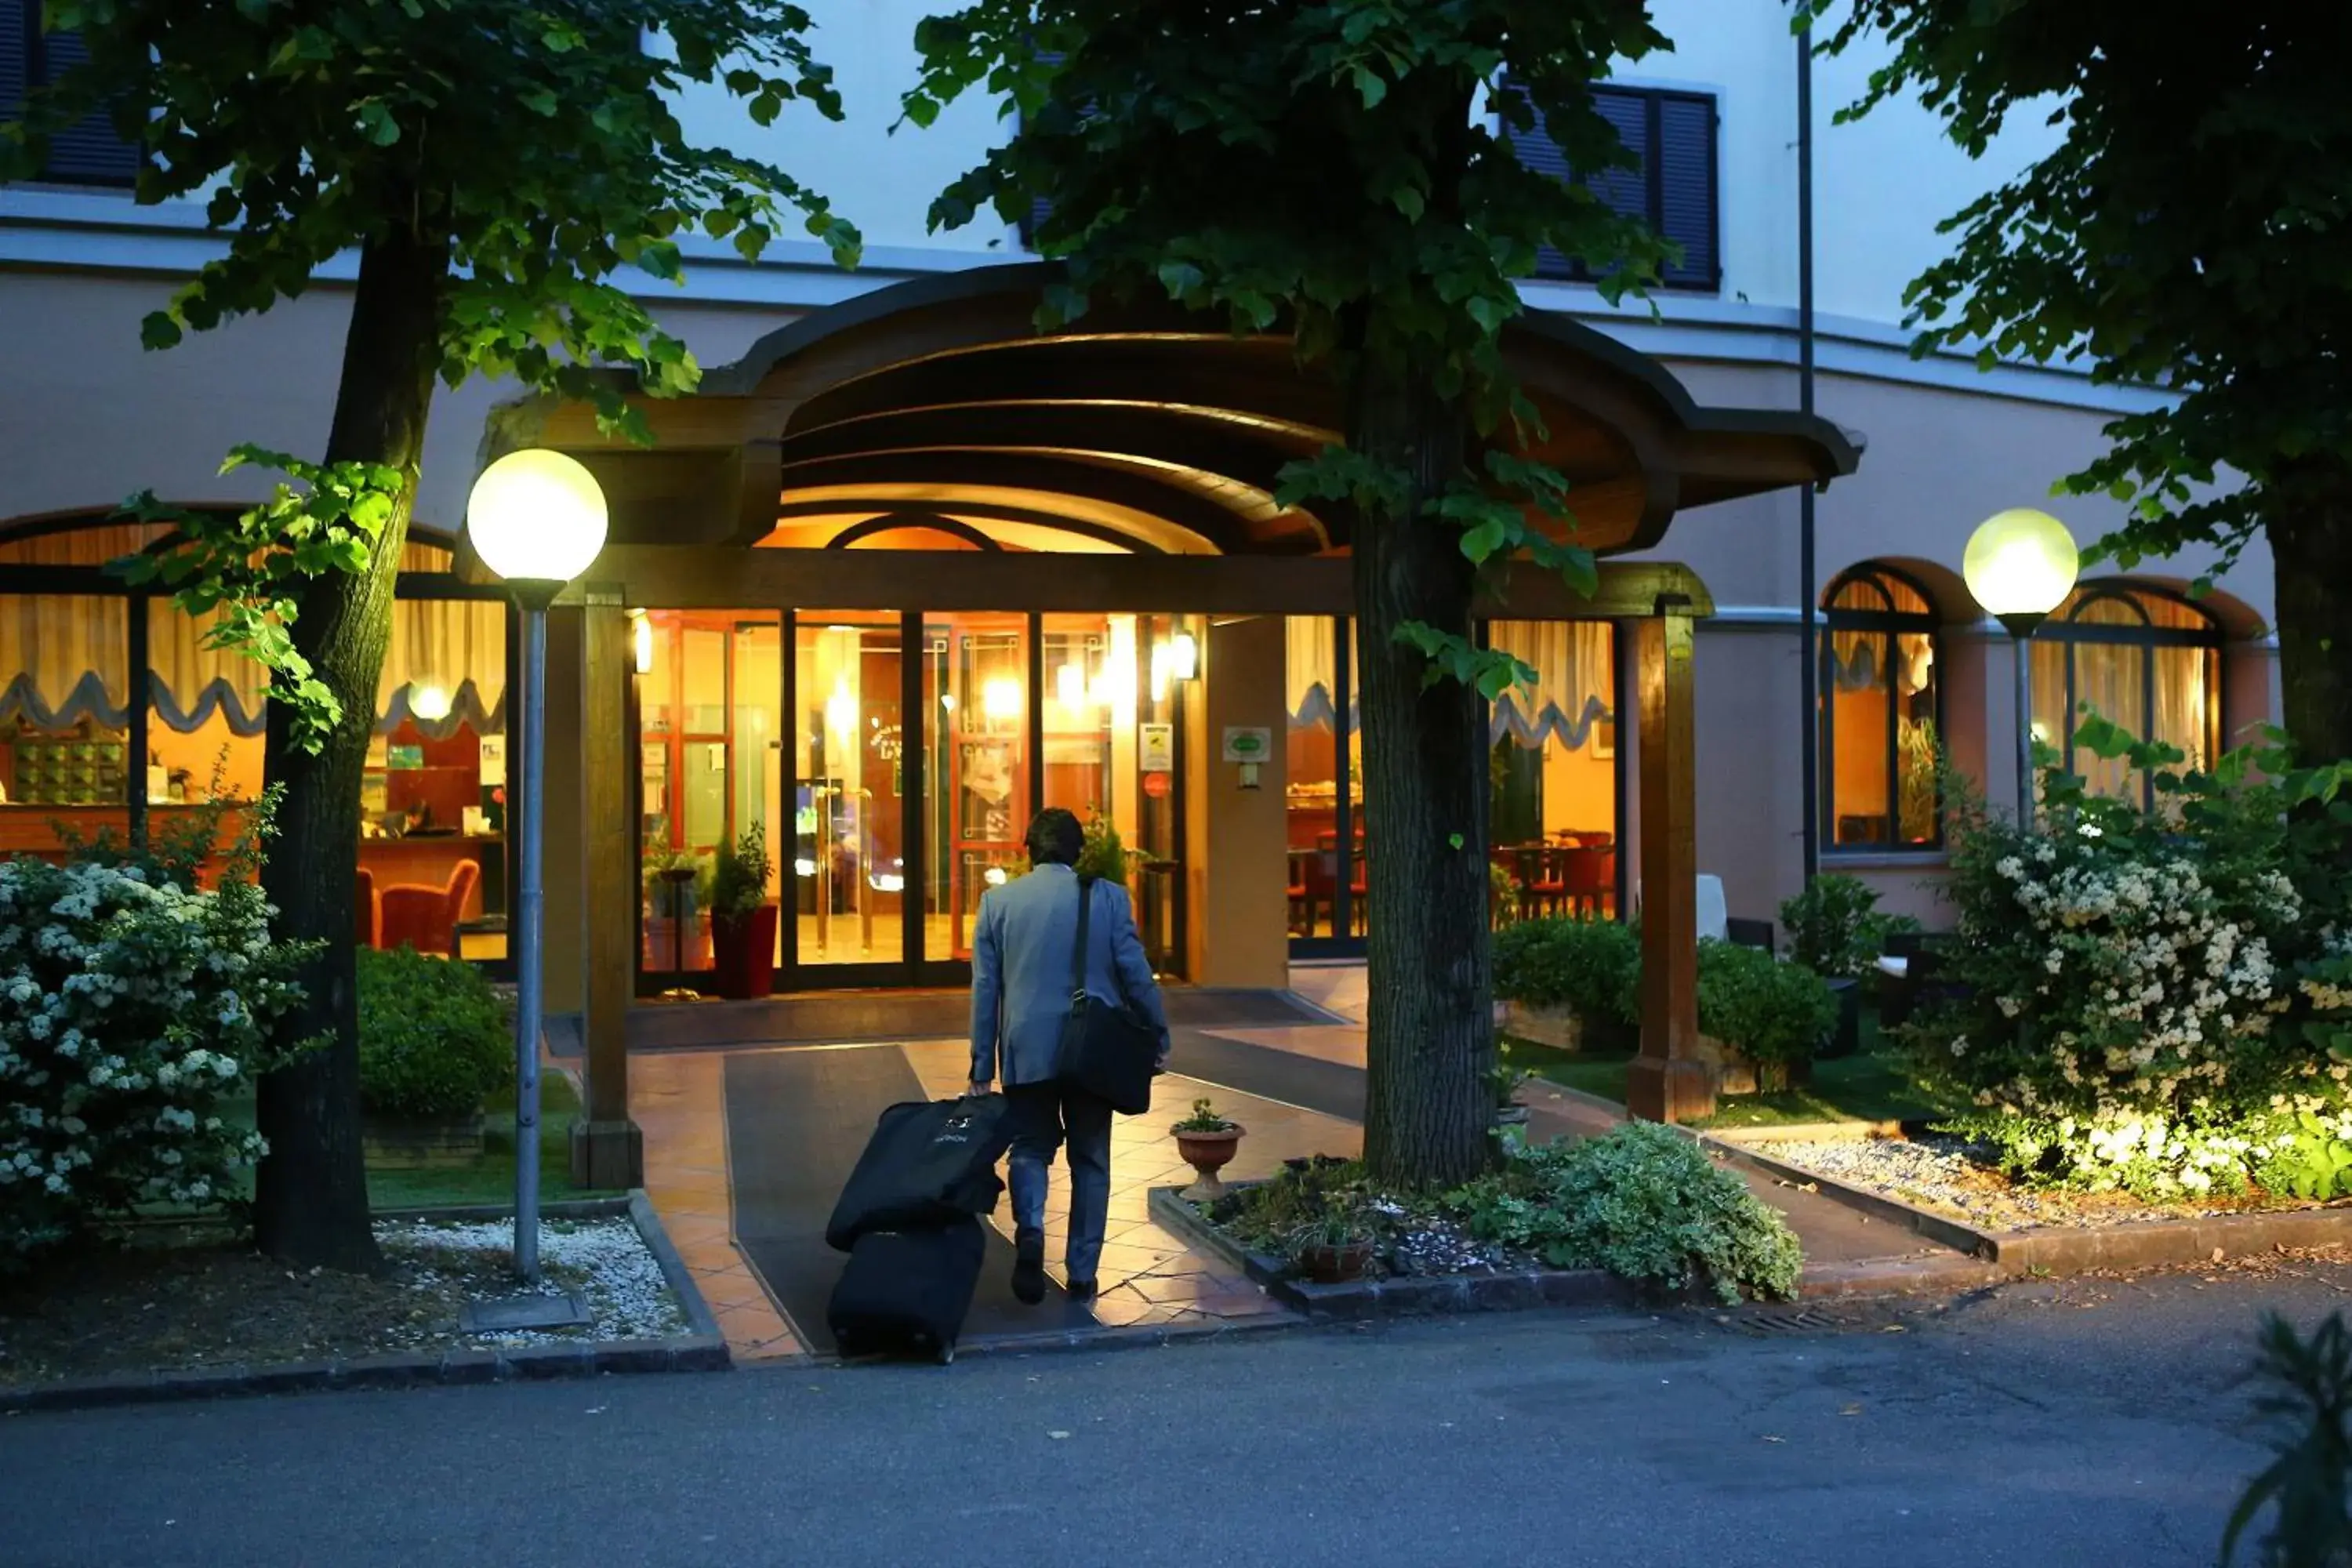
<box><xmin>2</xmin><ymin>1261</ymin><xmax>2339</xmax><ymax>1568</ymax></box>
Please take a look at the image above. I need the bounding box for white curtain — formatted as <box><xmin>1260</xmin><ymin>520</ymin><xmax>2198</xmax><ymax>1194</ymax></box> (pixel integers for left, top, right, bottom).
<box><xmin>1487</xmin><ymin>621</ymin><xmax>1613</xmax><ymax>750</ymax></box>
<box><xmin>1287</xmin><ymin>617</ymin><xmax>1348</xmax><ymax>731</ymax></box>
<box><xmin>0</xmin><ymin>593</ymin><xmax>130</xmax><ymax>731</ymax></box>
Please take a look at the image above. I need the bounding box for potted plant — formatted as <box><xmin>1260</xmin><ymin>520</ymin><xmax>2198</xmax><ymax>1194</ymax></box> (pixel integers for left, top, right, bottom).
<box><xmin>1172</xmin><ymin>1098</ymin><xmax>1245</xmax><ymax>1200</ymax></box>
<box><xmin>1295</xmin><ymin>1210</ymin><xmax>1377</xmax><ymax>1284</ymax></box>
<box><xmin>642</xmin><ymin>842</ymin><xmax>712</xmax><ymax>972</ymax></box>
<box><xmin>1777</xmin><ymin>874</ymin><xmax>1921</xmax><ymax>1058</ymax></box>
<box><xmin>1490</xmin><ymin>1062</ymin><xmax>1533</xmax><ymax>1127</ymax></box>
<box><xmin>708</xmin><ymin>824</ymin><xmax>777</xmax><ymax>1000</ymax></box>
<box><xmin>356</xmin><ymin>946</ymin><xmax>512</xmax><ymax>1167</ymax></box>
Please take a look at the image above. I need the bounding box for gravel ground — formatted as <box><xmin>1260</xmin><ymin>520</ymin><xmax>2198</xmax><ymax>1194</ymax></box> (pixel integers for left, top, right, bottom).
<box><xmin>1764</xmin><ymin>1132</ymin><xmax>2350</xmax><ymax>1231</ymax></box>
<box><xmin>0</xmin><ymin>1217</ymin><xmax>687</xmax><ymax>1385</ymax></box>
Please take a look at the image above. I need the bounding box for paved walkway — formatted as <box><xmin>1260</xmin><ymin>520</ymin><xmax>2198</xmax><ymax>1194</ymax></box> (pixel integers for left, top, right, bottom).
<box><xmin>626</xmin><ymin>964</ymin><xmax>1962</xmax><ymax>1361</ymax></box>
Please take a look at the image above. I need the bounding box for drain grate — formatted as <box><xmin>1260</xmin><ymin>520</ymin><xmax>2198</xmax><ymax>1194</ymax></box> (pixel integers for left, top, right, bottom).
<box><xmin>1720</xmin><ymin>1304</ymin><xmax>1896</xmax><ymax>1338</ymax></box>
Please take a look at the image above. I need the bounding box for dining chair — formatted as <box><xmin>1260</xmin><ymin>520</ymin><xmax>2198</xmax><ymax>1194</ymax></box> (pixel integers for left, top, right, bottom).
<box><xmin>1561</xmin><ymin>845</ymin><xmax>1613</xmax><ymax>917</ymax></box>
<box><xmin>354</xmin><ymin>866</ymin><xmax>379</xmax><ymax>950</ymax></box>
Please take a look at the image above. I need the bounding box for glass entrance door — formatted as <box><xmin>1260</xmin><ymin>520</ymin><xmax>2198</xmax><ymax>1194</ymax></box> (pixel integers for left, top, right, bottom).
<box><xmin>636</xmin><ymin>607</ymin><xmax>1197</xmax><ymax>993</ymax></box>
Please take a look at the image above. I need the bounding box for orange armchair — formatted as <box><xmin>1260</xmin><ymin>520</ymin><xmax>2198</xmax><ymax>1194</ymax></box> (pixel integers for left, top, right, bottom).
<box><xmin>378</xmin><ymin>861</ymin><xmax>481</xmax><ymax>958</ymax></box>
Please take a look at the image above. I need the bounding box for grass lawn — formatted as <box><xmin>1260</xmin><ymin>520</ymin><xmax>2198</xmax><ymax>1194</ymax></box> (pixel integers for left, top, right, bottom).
<box><xmin>1501</xmin><ymin>1011</ymin><xmax>1949</xmax><ymax>1131</ymax></box>
<box><xmin>366</xmin><ymin>1073</ymin><xmax>625</xmax><ymax>1210</ymax></box>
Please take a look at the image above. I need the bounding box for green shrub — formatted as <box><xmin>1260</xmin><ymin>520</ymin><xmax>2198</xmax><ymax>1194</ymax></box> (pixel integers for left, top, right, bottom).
<box><xmin>1697</xmin><ymin>939</ymin><xmax>1838</xmax><ymax>1065</ymax></box>
<box><xmin>357</xmin><ymin>948</ymin><xmax>512</xmax><ymax>1121</ymax></box>
<box><xmin>1915</xmin><ymin>720</ymin><xmax>2352</xmax><ymax>1199</ymax></box>
<box><xmin>1451</xmin><ymin>1124</ymin><xmax>1802</xmax><ymax>1303</ymax></box>
<box><xmin>1777</xmin><ymin>873</ymin><xmax>1920</xmax><ymax>982</ymax></box>
<box><xmin>1492</xmin><ymin>916</ymin><xmax>1639</xmax><ymax>1026</ymax></box>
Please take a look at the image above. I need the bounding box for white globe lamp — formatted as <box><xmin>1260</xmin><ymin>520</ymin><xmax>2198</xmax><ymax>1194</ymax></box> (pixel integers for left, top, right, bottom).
<box><xmin>465</xmin><ymin>448</ymin><xmax>609</xmax><ymax>593</ymax></box>
<box><xmin>1964</xmin><ymin>507</ymin><xmax>2078</xmax><ymax>637</ymax></box>
<box><xmin>462</xmin><ymin>448</ymin><xmax>608</xmax><ymax>1286</ymax></box>
<box><xmin>1965</xmin><ymin>508</ymin><xmax>2078</xmax><ymax>829</ymax></box>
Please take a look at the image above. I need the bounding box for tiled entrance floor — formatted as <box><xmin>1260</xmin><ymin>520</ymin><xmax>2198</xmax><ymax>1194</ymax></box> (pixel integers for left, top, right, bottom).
<box><xmin>631</xmin><ymin>1040</ymin><xmax>1359</xmax><ymax>1362</ymax></box>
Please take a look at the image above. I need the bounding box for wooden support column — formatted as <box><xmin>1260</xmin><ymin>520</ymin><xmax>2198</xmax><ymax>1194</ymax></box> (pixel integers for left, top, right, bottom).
<box><xmin>1625</xmin><ymin>599</ymin><xmax>1713</xmax><ymax>1123</ymax></box>
<box><xmin>571</xmin><ymin>586</ymin><xmax>644</xmax><ymax>1188</ymax></box>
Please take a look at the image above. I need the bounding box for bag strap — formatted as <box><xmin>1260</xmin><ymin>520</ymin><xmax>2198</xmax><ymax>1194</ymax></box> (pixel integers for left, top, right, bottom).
<box><xmin>1068</xmin><ymin>873</ymin><xmax>1095</xmax><ymax>1010</ymax></box>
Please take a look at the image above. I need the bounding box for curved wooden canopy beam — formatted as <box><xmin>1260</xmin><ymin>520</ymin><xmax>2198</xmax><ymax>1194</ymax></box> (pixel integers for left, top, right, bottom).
<box><xmin>775</xmin><ymin>401</ymin><xmax>1322</xmax><ymax>503</ymax></box>
<box><xmin>786</xmin><ymin>336</ymin><xmax>1338</xmax><ymax>441</ymax></box>
<box><xmin>765</xmin><ymin>497</ymin><xmax>1167</xmax><ymax>556</ymax></box>
<box><xmin>761</xmin><ymin>455</ymin><xmax>1268</xmax><ymax>554</ymax></box>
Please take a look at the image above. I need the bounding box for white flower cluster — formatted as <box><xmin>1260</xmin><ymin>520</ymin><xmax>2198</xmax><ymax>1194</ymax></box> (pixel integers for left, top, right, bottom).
<box><xmin>1945</xmin><ymin>818</ymin><xmax>2338</xmax><ymax>1196</ymax></box>
<box><xmin>0</xmin><ymin>856</ymin><xmax>299</xmax><ymax>1256</ymax></box>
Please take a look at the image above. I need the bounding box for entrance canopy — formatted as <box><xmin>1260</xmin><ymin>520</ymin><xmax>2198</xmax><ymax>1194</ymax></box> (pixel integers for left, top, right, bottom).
<box><xmin>490</xmin><ymin>262</ymin><xmax>1859</xmax><ymax>572</ymax></box>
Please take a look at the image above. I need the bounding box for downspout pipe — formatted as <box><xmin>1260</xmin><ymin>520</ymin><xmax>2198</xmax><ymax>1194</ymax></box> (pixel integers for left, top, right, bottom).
<box><xmin>1796</xmin><ymin>20</ymin><xmax>1821</xmax><ymax>886</ymax></box>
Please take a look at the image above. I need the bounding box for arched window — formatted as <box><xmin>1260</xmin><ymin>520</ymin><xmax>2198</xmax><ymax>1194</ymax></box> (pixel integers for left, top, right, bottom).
<box><xmin>1820</xmin><ymin>564</ymin><xmax>1941</xmax><ymax>851</ymax></box>
<box><xmin>2028</xmin><ymin>583</ymin><xmax>2222</xmax><ymax>810</ymax></box>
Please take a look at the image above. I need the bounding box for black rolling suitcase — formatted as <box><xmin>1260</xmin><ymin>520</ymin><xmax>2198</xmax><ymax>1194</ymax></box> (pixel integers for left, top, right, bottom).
<box><xmin>826</xmin><ymin>1215</ymin><xmax>987</xmax><ymax>1364</ymax></box>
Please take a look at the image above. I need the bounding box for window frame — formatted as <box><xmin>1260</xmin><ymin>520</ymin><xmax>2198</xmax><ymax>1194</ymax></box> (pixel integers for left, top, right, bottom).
<box><xmin>0</xmin><ymin>514</ymin><xmax>517</xmax><ymax>976</ymax></box>
<box><xmin>2034</xmin><ymin>581</ymin><xmax>2224</xmax><ymax>813</ymax></box>
<box><xmin>1820</xmin><ymin>564</ymin><xmax>1945</xmax><ymax>856</ymax></box>
<box><xmin>1499</xmin><ymin>79</ymin><xmax>1722</xmax><ymax>294</ymax></box>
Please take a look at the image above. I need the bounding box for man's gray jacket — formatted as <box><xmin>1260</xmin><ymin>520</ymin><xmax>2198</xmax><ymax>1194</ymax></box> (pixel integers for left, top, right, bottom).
<box><xmin>970</xmin><ymin>863</ymin><xmax>1170</xmax><ymax>1087</ymax></box>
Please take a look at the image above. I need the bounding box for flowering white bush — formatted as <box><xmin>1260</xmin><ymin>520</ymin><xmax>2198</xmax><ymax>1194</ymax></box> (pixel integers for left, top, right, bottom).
<box><xmin>1913</xmin><ymin>718</ymin><xmax>2352</xmax><ymax>1200</ymax></box>
<box><xmin>0</xmin><ymin>851</ymin><xmax>310</xmax><ymax>1258</ymax></box>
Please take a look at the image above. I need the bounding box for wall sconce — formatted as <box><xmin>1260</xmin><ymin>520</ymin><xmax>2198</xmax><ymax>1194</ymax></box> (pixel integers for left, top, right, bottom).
<box><xmin>1167</xmin><ymin>630</ymin><xmax>1199</xmax><ymax>681</ymax></box>
<box><xmin>630</xmin><ymin>611</ymin><xmax>653</xmax><ymax>676</ymax></box>
<box><xmin>982</xmin><ymin>675</ymin><xmax>1022</xmax><ymax>722</ymax></box>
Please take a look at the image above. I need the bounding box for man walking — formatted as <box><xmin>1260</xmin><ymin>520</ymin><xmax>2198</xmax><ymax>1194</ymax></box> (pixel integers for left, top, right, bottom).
<box><xmin>969</xmin><ymin>808</ymin><xmax>1169</xmax><ymax>1305</ymax></box>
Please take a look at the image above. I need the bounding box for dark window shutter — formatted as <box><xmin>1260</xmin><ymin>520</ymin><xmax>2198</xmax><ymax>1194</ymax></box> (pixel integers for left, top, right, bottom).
<box><xmin>1505</xmin><ymin>80</ymin><xmax>1718</xmax><ymax>293</ymax></box>
<box><xmin>1654</xmin><ymin>94</ymin><xmax>1719</xmax><ymax>289</ymax></box>
<box><xmin>2</xmin><ymin>0</ymin><xmax>30</xmax><ymax>121</ymax></box>
<box><xmin>4</xmin><ymin>5</ymin><xmax>140</xmax><ymax>187</ymax></box>
<box><xmin>1585</xmin><ymin>88</ymin><xmax>1652</xmax><ymax>227</ymax></box>
<box><xmin>35</xmin><ymin>28</ymin><xmax>139</xmax><ymax>185</ymax></box>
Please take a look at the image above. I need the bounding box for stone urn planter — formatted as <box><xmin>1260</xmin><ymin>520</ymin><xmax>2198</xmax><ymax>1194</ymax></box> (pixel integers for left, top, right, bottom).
<box><xmin>1172</xmin><ymin>1100</ymin><xmax>1245</xmax><ymax>1201</ymax></box>
<box><xmin>362</xmin><ymin>1111</ymin><xmax>485</xmax><ymax>1170</ymax></box>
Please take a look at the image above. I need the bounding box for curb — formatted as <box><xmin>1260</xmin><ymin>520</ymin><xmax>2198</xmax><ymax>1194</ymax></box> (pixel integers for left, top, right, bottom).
<box><xmin>1149</xmin><ymin>1185</ymin><xmax>1651</xmax><ymax>1320</ymax></box>
<box><xmin>1704</xmin><ymin>1133</ymin><xmax>2352</xmax><ymax>1277</ymax></box>
<box><xmin>0</xmin><ymin>1196</ymin><xmax>730</xmax><ymax>1416</ymax></box>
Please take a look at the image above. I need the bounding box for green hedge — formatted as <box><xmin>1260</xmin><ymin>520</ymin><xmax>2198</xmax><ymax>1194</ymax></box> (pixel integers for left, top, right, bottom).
<box><xmin>357</xmin><ymin>947</ymin><xmax>513</xmax><ymax>1121</ymax></box>
<box><xmin>1697</xmin><ymin>939</ymin><xmax>1838</xmax><ymax>1065</ymax></box>
<box><xmin>1492</xmin><ymin>916</ymin><xmax>1640</xmax><ymax>1027</ymax></box>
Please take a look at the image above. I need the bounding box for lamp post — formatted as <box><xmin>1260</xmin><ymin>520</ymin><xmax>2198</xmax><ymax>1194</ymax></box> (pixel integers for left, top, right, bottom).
<box><xmin>1963</xmin><ymin>508</ymin><xmax>2078</xmax><ymax>831</ymax></box>
<box><xmin>465</xmin><ymin>448</ymin><xmax>608</xmax><ymax>1281</ymax></box>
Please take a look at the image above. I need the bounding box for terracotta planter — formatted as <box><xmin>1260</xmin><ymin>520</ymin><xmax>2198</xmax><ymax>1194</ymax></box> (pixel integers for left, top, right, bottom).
<box><xmin>1174</xmin><ymin>1126</ymin><xmax>1244</xmax><ymax>1201</ymax></box>
<box><xmin>711</xmin><ymin>905</ymin><xmax>779</xmax><ymax>1000</ymax></box>
<box><xmin>1301</xmin><ymin>1240</ymin><xmax>1374</xmax><ymax>1284</ymax></box>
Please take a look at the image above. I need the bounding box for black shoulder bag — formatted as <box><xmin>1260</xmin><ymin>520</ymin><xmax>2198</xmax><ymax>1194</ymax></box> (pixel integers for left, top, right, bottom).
<box><xmin>1054</xmin><ymin>875</ymin><xmax>1159</xmax><ymax>1116</ymax></box>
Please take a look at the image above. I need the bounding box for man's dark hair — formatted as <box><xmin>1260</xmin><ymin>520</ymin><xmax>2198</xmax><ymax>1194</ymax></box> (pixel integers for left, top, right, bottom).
<box><xmin>1025</xmin><ymin>808</ymin><xmax>1084</xmax><ymax>868</ymax></box>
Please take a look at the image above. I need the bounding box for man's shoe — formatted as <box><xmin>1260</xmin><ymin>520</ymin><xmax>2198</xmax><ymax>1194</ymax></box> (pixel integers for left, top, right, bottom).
<box><xmin>1064</xmin><ymin>1278</ymin><xmax>1098</xmax><ymax>1303</ymax></box>
<box><xmin>1012</xmin><ymin>1232</ymin><xmax>1047</xmax><ymax>1305</ymax></box>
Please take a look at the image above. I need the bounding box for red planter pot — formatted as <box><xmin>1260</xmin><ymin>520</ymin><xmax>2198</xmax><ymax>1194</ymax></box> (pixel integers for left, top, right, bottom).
<box><xmin>710</xmin><ymin>905</ymin><xmax>779</xmax><ymax>1000</ymax></box>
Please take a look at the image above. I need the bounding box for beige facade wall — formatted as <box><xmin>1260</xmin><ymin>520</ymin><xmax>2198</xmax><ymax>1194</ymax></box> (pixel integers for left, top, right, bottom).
<box><xmin>0</xmin><ymin>269</ymin><xmax>2288</xmax><ymax>963</ymax></box>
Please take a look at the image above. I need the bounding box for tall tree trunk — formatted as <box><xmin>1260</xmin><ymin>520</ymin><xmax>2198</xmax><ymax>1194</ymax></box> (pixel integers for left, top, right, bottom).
<box><xmin>1349</xmin><ymin>355</ymin><xmax>1494</xmax><ymax>1189</ymax></box>
<box><xmin>252</xmin><ymin>227</ymin><xmax>444</xmax><ymax>1271</ymax></box>
<box><xmin>2268</xmin><ymin>461</ymin><xmax>2352</xmax><ymax>769</ymax></box>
